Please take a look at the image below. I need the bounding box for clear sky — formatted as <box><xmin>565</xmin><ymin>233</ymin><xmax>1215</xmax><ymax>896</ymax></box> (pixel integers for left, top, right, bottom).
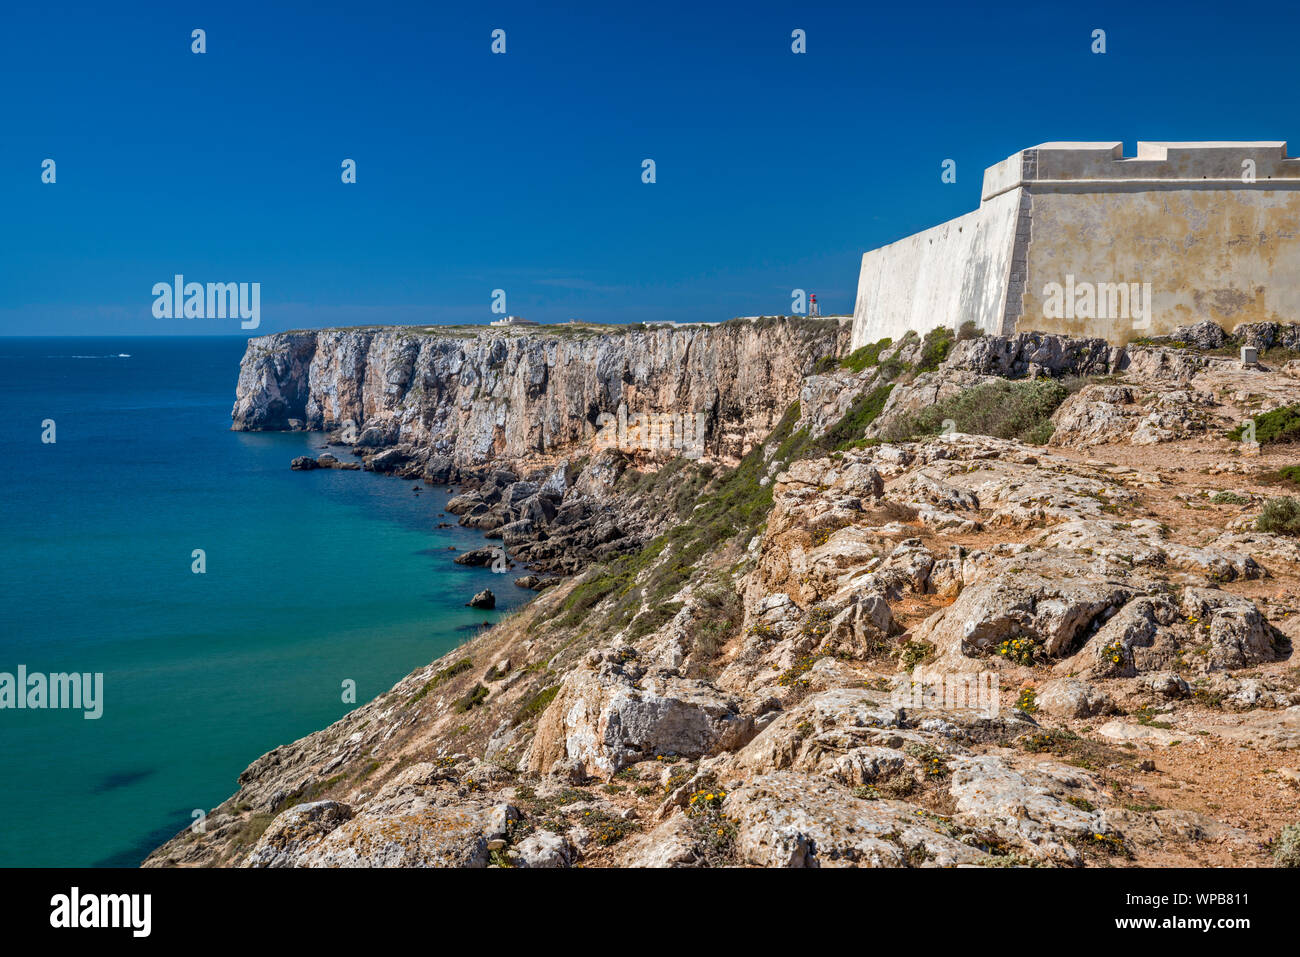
<box><xmin>4</xmin><ymin>0</ymin><xmax>1299</xmax><ymax>335</ymax></box>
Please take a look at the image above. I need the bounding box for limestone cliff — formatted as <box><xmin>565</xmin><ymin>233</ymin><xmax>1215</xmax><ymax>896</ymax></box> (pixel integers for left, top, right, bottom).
<box><xmin>232</xmin><ymin>319</ymin><xmax>848</xmax><ymax>469</ymax></box>
<box><xmin>148</xmin><ymin>321</ymin><xmax>1300</xmax><ymax>869</ymax></box>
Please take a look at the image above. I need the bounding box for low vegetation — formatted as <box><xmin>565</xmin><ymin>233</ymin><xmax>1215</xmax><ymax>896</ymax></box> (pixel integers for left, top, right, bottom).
<box><xmin>883</xmin><ymin>378</ymin><xmax>1072</xmax><ymax>445</ymax></box>
<box><xmin>230</xmin><ymin>813</ymin><xmax>276</xmax><ymax>850</ymax></box>
<box><xmin>550</xmin><ymin>401</ymin><xmax>809</xmax><ymax>639</ymax></box>
<box><xmin>1211</xmin><ymin>490</ymin><xmax>1249</xmax><ymax>505</ymax></box>
<box><xmin>840</xmin><ymin>337</ymin><xmax>893</xmax><ymax>373</ymax></box>
<box><xmin>408</xmin><ymin>658</ymin><xmax>474</xmax><ymax>706</ymax></box>
<box><xmin>1268</xmin><ymin>465</ymin><xmax>1300</xmax><ymax>488</ymax></box>
<box><xmin>1229</xmin><ymin>403</ymin><xmax>1300</xmax><ymax>444</ymax></box>
<box><xmin>453</xmin><ymin>683</ymin><xmax>489</xmax><ymax>713</ymax></box>
<box><xmin>688</xmin><ymin>583</ymin><xmax>743</xmax><ymax>675</ymax></box>
<box><xmin>513</xmin><ymin>685</ymin><xmax>559</xmax><ymax>726</ymax></box>
<box><xmin>817</xmin><ymin>384</ymin><xmax>895</xmax><ymax>453</ymax></box>
<box><xmin>1257</xmin><ymin>497</ymin><xmax>1300</xmax><ymax>537</ymax></box>
<box><xmin>915</xmin><ymin>326</ymin><xmax>955</xmax><ymax>373</ymax></box>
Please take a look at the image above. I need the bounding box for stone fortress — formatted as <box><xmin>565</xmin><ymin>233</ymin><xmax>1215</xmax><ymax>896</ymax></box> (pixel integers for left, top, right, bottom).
<box><xmin>851</xmin><ymin>141</ymin><xmax>1300</xmax><ymax>349</ymax></box>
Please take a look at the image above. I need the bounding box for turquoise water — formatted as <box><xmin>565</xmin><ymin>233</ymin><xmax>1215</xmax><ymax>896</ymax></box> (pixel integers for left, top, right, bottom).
<box><xmin>0</xmin><ymin>337</ymin><xmax>527</xmax><ymax>867</ymax></box>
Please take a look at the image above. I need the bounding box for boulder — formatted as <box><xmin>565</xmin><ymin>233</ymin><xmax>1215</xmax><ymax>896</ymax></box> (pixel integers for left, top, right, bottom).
<box><xmin>1170</xmin><ymin>319</ymin><xmax>1228</xmax><ymax>350</ymax></box>
<box><xmin>294</xmin><ymin>807</ymin><xmax>491</xmax><ymax>867</ymax></box>
<box><xmin>513</xmin><ymin>831</ymin><xmax>573</xmax><ymax>868</ymax></box>
<box><xmin>1141</xmin><ymin>672</ymin><xmax>1190</xmax><ymax>698</ymax></box>
<box><xmin>244</xmin><ymin>800</ymin><xmax>353</xmax><ymax>868</ymax></box>
<box><xmin>1181</xmin><ymin>587</ymin><xmax>1286</xmax><ymax>670</ymax></box>
<box><xmin>526</xmin><ymin>667</ymin><xmax>756</xmax><ymax>778</ymax></box>
<box><xmin>423</xmin><ymin>455</ymin><xmax>454</xmax><ymax>483</ymax></box>
<box><xmin>913</xmin><ymin>552</ymin><xmax>1131</xmax><ymax>661</ymax></box>
<box><xmin>514</xmin><ymin>575</ymin><xmax>561</xmax><ymax>591</ymax></box>
<box><xmin>315</xmin><ymin>452</ymin><xmax>361</xmax><ymax>470</ymax></box>
<box><xmin>724</xmin><ymin>771</ymin><xmax>985</xmax><ymax>868</ymax></box>
<box><xmin>454</xmin><ymin>547</ymin><xmax>500</xmax><ymax>568</ymax></box>
<box><xmin>945</xmin><ymin>332</ymin><xmax>1120</xmax><ymax>378</ymax></box>
<box><xmin>948</xmin><ymin>755</ymin><xmax>1114</xmax><ymax>864</ymax></box>
<box><xmin>1036</xmin><ymin>677</ymin><xmax>1113</xmax><ymax>718</ymax></box>
<box><xmin>619</xmin><ymin>815</ymin><xmax>702</xmax><ymax>867</ymax></box>
<box><xmin>367</xmin><ymin>447</ymin><xmax>411</xmax><ymax>473</ymax></box>
<box><xmin>821</xmin><ymin>589</ymin><xmax>895</xmax><ymax>657</ymax></box>
<box><xmin>445</xmin><ymin>493</ymin><xmax>484</xmax><ymax>515</ymax></box>
<box><xmin>467</xmin><ymin>589</ymin><xmax>496</xmax><ymax>609</ymax></box>
<box><xmin>355</xmin><ymin>425</ymin><xmax>391</xmax><ymax>448</ymax></box>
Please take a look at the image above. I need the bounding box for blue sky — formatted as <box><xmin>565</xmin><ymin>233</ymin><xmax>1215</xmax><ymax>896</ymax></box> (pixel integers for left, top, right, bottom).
<box><xmin>3</xmin><ymin>0</ymin><xmax>1299</xmax><ymax>335</ymax></box>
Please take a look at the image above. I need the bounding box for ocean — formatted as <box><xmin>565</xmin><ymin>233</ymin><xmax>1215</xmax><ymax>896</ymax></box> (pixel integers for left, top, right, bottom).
<box><xmin>0</xmin><ymin>337</ymin><xmax>527</xmax><ymax>867</ymax></box>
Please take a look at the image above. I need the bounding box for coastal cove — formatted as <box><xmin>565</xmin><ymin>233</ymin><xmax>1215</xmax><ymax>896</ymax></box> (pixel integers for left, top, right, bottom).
<box><xmin>0</xmin><ymin>337</ymin><xmax>527</xmax><ymax>867</ymax></box>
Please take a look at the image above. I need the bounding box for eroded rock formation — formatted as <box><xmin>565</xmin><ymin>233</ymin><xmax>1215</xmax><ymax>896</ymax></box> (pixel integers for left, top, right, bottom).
<box><xmin>146</xmin><ymin>320</ymin><xmax>1300</xmax><ymax>869</ymax></box>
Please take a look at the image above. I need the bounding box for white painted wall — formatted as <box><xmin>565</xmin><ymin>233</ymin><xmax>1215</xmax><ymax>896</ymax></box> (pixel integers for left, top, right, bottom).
<box><xmin>850</xmin><ymin>188</ymin><xmax>1022</xmax><ymax>350</ymax></box>
<box><xmin>852</xmin><ymin>142</ymin><xmax>1300</xmax><ymax>349</ymax></box>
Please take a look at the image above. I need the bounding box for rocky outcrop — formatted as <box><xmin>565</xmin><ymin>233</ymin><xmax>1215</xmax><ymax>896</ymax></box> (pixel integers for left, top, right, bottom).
<box><xmin>1049</xmin><ymin>384</ymin><xmax>1221</xmax><ymax>447</ymax></box>
<box><xmin>944</xmin><ymin>332</ymin><xmax>1124</xmax><ymax>379</ymax></box>
<box><xmin>232</xmin><ymin>320</ymin><xmax>844</xmax><ymax>470</ymax></box>
<box><xmin>525</xmin><ymin>647</ymin><xmax>757</xmax><ymax>779</ymax></box>
<box><xmin>146</xmin><ymin>321</ymin><xmax>1300</xmax><ymax>871</ymax></box>
<box><xmin>1148</xmin><ymin>319</ymin><xmax>1300</xmax><ymax>354</ymax></box>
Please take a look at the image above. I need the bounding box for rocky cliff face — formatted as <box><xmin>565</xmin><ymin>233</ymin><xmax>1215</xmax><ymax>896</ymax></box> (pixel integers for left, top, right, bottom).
<box><xmin>232</xmin><ymin>320</ymin><xmax>848</xmax><ymax>469</ymax></box>
<box><xmin>149</xmin><ymin>321</ymin><xmax>1300</xmax><ymax>869</ymax></box>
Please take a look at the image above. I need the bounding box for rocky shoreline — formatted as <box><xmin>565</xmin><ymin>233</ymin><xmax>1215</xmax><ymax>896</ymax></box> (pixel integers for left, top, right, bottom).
<box><xmin>145</xmin><ymin>318</ymin><xmax>1300</xmax><ymax>868</ymax></box>
<box><xmin>235</xmin><ymin>318</ymin><xmax>845</xmax><ymax>575</ymax></box>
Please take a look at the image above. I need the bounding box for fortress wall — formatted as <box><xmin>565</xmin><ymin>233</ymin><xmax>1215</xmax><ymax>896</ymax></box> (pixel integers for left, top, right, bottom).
<box><xmin>853</xmin><ymin>143</ymin><xmax>1300</xmax><ymax>348</ymax></box>
<box><xmin>1018</xmin><ymin>186</ymin><xmax>1300</xmax><ymax>342</ymax></box>
<box><xmin>850</xmin><ymin>188</ymin><xmax>1022</xmax><ymax>350</ymax></box>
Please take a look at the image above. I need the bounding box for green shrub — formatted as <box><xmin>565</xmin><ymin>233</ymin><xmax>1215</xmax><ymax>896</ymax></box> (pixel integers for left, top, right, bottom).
<box><xmin>883</xmin><ymin>378</ymin><xmax>1069</xmax><ymax>445</ymax></box>
<box><xmin>876</xmin><ymin>356</ymin><xmax>909</xmax><ymax>381</ymax></box>
<box><xmin>817</xmin><ymin>384</ymin><xmax>895</xmax><ymax>453</ymax></box>
<box><xmin>957</xmin><ymin>320</ymin><xmax>983</xmax><ymax>341</ymax></box>
<box><xmin>689</xmin><ymin>585</ymin><xmax>742</xmax><ymax>670</ymax></box>
<box><xmin>1210</xmin><ymin>490</ymin><xmax>1249</xmax><ymax>505</ymax></box>
<box><xmin>583</xmin><ymin>809</ymin><xmax>639</xmax><ymax>846</ymax></box>
<box><xmin>1270</xmin><ymin>465</ymin><xmax>1300</xmax><ymax>488</ymax></box>
<box><xmin>1229</xmin><ymin>403</ymin><xmax>1300</xmax><ymax>444</ymax></box>
<box><xmin>915</xmin><ymin>326</ymin><xmax>955</xmax><ymax>373</ymax></box>
<box><xmin>453</xmin><ymin>683</ymin><xmax>489</xmax><ymax>713</ymax></box>
<box><xmin>1258</xmin><ymin>497</ymin><xmax>1300</xmax><ymax>537</ymax></box>
<box><xmin>840</xmin><ymin>337</ymin><xmax>893</xmax><ymax>373</ymax></box>
<box><xmin>626</xmin><ymin>602</ymin><xmax>683</xmax><ymax>641</ymax></box>
<box><xmin>897</xmin><ymin>638</ymin><xmax>935</xmax><ymax>670</ymax></box>
<box><xmin>1131</xmin><ymin>337</ymin><xmax>1188</xmax><ymax>349</ymax></box>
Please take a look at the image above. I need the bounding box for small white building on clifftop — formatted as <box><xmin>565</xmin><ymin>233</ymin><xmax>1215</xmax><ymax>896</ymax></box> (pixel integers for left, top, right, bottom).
<box><xmin>851</xmin><ymin>142</ymin><xmax>1300</xmax><ymax>348</ymax></box>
